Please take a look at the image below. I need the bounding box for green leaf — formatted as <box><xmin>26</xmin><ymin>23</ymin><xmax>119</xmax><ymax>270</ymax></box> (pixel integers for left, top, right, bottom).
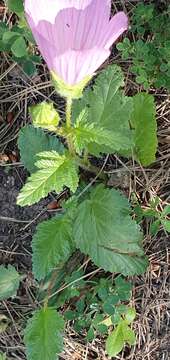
<box><xmin>162</xmin><ymin>220</ymin><xmax>170</xmax><ymax>233</ymax></box>
<box><xmin>106</xmin><ymin>319</ymin><xmax>136</xmax><ymax>357</ymax></box>
<box><xmin>18</xmin><ymin>125</ymin><xmax>65</xmax><ymax>173</ymax></box>
<box><xmin>114</xmin><ymin>276</ymin><xmax>132</xmax><ymax>301</ymax></box>
<box><xmin>24</xmin><ymin>307</ymin><xmax>64</xmax><ymax>360</ymax></box>
<box><xmin>86</xmin><ymin>327</ymin><xmax>95</xmax><ymax>342</ymax></box>
<box><xmin>96</xmin><ymin>323</ymin><xmax>108</xmax><ymax>335</ymax></box>
<box><xmin>74</xmin><ymin>185</ymin><xmax>147</xmax><ymax>276</ymax></box>
<box><xmin>125</xmin><ymin>308</ymin><xmax>136</xmax><ymax>324</ymax></box>
<box><xmin>131</xmin><ymin>93</ymin><xmax>158</xmax><ymax>166</ymax></box>
<box><xmin>17</xmin><ymin>151</ymin><xmax>79</xmax><ymax>206</ymax></box>
<box><xmin>121</xmin><ymin>322</ymin><xmax>136</xmax><ymax>345</ymax></box>
<box><xmin>71</xmin><ymin>109</ymin><xmax>133</xmax><ymax>155</ymax></box>
<box><xmin>32</xmin><ymin>214</ymin><xmax>75</xmax><ymax>280</ymax></box>
<box><xmin>106</xmin><ymin>322</ymin><xmax>124</xmax><ymax>357</ymax></box>
<box><xmin>11</xmin><ymin>37</ymin><xmax>27</xmax><ymax>58</ymax></box>
<box><xmin>73</xmin><ymin>65</ymin><xmax>134</xmax><ymax>156</ymax></box>
<box><xmin>0</xmin><ymin>354</ymin><xmax>6</xmax><ymax>360</ymax></box>
<box><xmin>22</xmin><ymin>60</ymin><xmax>37</xmax><ymax>76</ymax></box>
<box><xmin>30</xmin><ymin>102</ymin><xmax>60</xmax><ymax>131</ymax></box>
<box><xmin>150</xmin><ymin>220</ymin><xmax>160</xmax><ymax>236</ymax></box>
<box><xmin>97</xmin><ymin>287</ymin><xmax>108</xmax><ymax>301</ymax></box>
<box><xmin>0</xmin><ymin>265</ymin><xmax>20</xmax><ymax>300</ymax></box>
<box><xmin>0</xmin><ymin>23</ymin><xmax>8</xmax><ymax>36</ymax></box>
<box><xmin>103</xmin><ymin>302</ymin><xmax>115</xmax><ymax>316</ymax></box>
<box><xmin>162</xmin><ymin>205</ymin><xmax>170</xmax><ymax>217</ymax></box>
<box><xmin>111</xmin><ymin>313</ymin><xmax>121</xmax><ymax>325</ymax></box>
<box><xmin>2</xmin><ymin>31</ymin><xmax>19</xmax><ymax>44</ymax></box>
<box><xmin>7</xmin><ymin>0</ymin><xmax>24</xmax><ymax>14</ymax></box>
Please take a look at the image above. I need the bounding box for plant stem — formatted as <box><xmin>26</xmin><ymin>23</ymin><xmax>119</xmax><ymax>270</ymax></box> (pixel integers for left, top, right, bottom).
<box><xmin>83</xmin><ymin>149</ymin><xmax>89</xmax><ymax>166</ymax></box>
<box><xmin>65</xmin><ymin>97</ymin><xmax>75</xmax><ymax>154</ymax></box>
<box><xmin>66</xmin><ymin>97</ymin><xmax>72</xmax><ymax>128</ymax></box>
<box><xmin>78</xmin><ymin>159</ymin><xmax>107</xmax><ymax>181</ymax></box>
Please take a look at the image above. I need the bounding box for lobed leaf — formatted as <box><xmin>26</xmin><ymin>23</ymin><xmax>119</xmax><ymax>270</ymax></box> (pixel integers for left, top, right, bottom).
<box><xmin>73</xmin><ymin>65</ymin><xmax>134</xmax><ymax>155</ymax></box>
<box><xmin>24</xmin><ymin>307</ymin><xmax>64</xmax><ymax>360</ymax></box>
<box><xmin>72</xmin><ymin>109</ymin><xmax>132</xmax><ymax>155</ymax></box>
<box><xmin>17</xmin><ymin>151</ymin><xmax>79</xmax><ymax>206</ymax></box>
<box><xmin>74</xmin><ymin>185</ymin><xmax>148</xmax><ymax>275</ymax></box>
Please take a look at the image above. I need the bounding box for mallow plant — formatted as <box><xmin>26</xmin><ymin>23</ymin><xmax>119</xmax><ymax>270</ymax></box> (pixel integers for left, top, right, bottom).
<box><xmin>4</xmin><ymin>0</ymin><xmax>158</xmax><ymax>359</ymax></box>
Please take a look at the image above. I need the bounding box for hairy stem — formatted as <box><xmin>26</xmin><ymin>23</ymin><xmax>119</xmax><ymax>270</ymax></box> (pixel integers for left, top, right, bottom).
<box><xmin>66</xmin><ymin>97</ymin><xmax>72</xmax><ymax>128</ymax></box>
<box><xmin>83</xmin><ymin>149</ymin><xmax>89</xmax><ymax>166</ymax></box>
<box><xmin>78</xmin><ymin>159</ymin><xmax>107</xmax><ymax>181</ymax></box>
<box><xmin>65</xmin><ymin>97</ymin><xmax>75</xmax><ymax>154</ymax></box>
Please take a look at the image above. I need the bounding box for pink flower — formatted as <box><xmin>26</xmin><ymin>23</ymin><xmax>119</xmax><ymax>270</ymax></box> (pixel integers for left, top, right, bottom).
<box><xmin>25</xmin><ymin>0</ymin><xmax>128</xmax><ymax>86</ymax></box>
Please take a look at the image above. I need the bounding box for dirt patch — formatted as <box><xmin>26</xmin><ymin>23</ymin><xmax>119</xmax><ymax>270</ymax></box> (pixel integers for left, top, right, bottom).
<box><xmin>0</xmin><ymin>166</ymin><xmax>52</xmax><ymax>270</ymax></box>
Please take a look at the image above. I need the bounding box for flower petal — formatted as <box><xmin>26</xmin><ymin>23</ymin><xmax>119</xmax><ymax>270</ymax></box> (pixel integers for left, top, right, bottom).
<box><xmin>101</xmin><ymin>12</ymin><xmax>128</xmax><ymax>50</ymax></box>
<box><xmin>25</xmin><ymin>0</ymin><xmax>111</xmax><ymax>51</ymax></box>
<box><xmin>52</xmin><ymin>47</ymin><xmax>110</xmax><ymax>85</ymax></box>
<box><xmin>29</xmin><ymin>28</ymin><xmax>110</xmax><ymax>85</ymax></box>
<box><xmin>24</xmin><ymin>1</ymin><xmax>127</xmax><ymax>87</ymax></box>
<box><xmin>25</xmin><ymin>0</ymin><xmax>94</xmax><ymax>25</ymax></box>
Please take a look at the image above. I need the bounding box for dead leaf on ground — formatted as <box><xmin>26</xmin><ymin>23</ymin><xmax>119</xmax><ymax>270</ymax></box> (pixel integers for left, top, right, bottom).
<box><xmin>6</xmin><ymin>112</ymin><xmax>14</xmax><ymax>125</ymax></box>
<box><xmin>47</xmin><ymin>200</ymin><xmax>62</xmax><ymax>210</ymax></box>
<box><xmin>0</xmin><ymin>314</ymin><xmax>10</xmax><ymax>334</ymax></box>
<box><xmin>0</xmin><ymin>154</ymin><xmax>9</xmax><ymax>164</ymax></box>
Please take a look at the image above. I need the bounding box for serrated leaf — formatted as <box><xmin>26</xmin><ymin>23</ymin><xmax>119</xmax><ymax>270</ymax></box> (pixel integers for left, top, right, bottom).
<box><xmin>106</xmin><ymin>322</ymin><xmax>124</xmax><ymax>357</ymax></box>
<box><xmin>71</xmin><ymin>109</ymin><xmax>132</xmax><ymax>155</ymax></box>
<box><xmin>73</xmin><ymin>65</ymin><xmax>134</xmax><ymax>155</ymax></box>
<box><xmin>17</xmin><ymin>151</ymin><xmax>79</xmax><ymax>206</ymax></box>
<box><xmin>30</xmin><ymin>102</ymin><xmax>60</xmax><ymax>131</ymax></box>
<box><xmin>0</xmin><ymin>266</ymin><xmax>20</xmax><ymax>300</ymax></box>
<box><xmin>32</xmin><ymin>214</ymin><xmax>75</xmax><ymax>280</ymax></box>
<box><xmin>131</xmin><ymin>93</ymin><xmax>158</xmax><ymax>166</ymax></box>
<box><xmin>74</xmin><ymin>185</ymin><xmax>147</xmax><ymax>276</ymax></box>
<box><xmin>24</xmin><ymin>307</ymin><xmax>64</xmax><ymax>360</ymax></box>
<box><xmin>18</xmin><ymin>125</ymin><xmax>64</xmax><ymax>173</ymax></box>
